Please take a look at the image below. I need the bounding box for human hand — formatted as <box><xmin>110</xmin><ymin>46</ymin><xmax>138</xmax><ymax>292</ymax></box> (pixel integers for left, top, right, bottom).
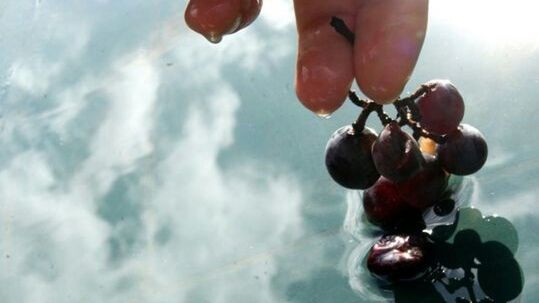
<box><xmin>184</xmin><ymin>0</ymin><xmax>428</xmax><ymax>116</ymax></box>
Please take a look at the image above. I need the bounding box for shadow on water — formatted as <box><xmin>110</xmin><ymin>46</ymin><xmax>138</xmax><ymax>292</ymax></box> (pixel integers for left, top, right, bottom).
<box><xmin>349</xmin><ymin>204</ymin><xmax>524</xmax><ymax>303</ymax></box>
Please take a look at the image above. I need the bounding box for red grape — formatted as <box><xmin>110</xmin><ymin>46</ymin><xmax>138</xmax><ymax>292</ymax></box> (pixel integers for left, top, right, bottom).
<box><xmin>367</xmin><ymin>233</ymin><xmax>431</xmax><ymax>281</ymax></box>
<box><xmin>371</xmin><ymin>121</ymin><xmax>425</xmax><ymax>182</ymax></box>
<box><xmin>437</xmin><ymin>124</ymin><xmax>488</xmax><ymax>175</ymax></box>
<box><xmin>325</xmin><ymin>126</ymin><xmax>379</xmax><ymax>189</ymax></box>
<box><xmin>396</xmin><ymin>153</ymin><xmax>447</xmax><ymax>209</ymax></box>
<box><xmin>416</xmin><ymin>80</ymin><xmax>465</xmax><ymax>134</ymax></box>
<box><xmin>363</xmin><ymin>177</ymin><xmax>423</xmax><ymax>231</ymax></box>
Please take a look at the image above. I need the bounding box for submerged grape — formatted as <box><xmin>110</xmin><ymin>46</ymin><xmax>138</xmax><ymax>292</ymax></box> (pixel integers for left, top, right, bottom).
<box><xmin>325</xmin><ymin>126</ymin><xmax>379</xmax><ymax>189</ymax></box>
<box><xmin>363</xmin><ymin>177</ymin><xmax>424</xmax><ymax>231</ymax></box>
<box><xmin>367</xmin><ymin>233</ymin><xmax>431</xmax><ymax>282</ymax></box>
<box><xmin>396</xmin><ymin>153</ymin><xmax>447</xmax><ymax>209</ymax></box>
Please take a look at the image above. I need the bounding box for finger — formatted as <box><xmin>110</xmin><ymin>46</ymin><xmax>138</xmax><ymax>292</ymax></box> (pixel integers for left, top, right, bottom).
<box><xmin>238</xmin><ymin>0</ymin><xmax>262</xmax><ymax>29</ymax></box>
<box><xmin>354</xmin><ymin>0</ymin><xmax>428</xmax><ymax>104</ymax></box>
<box><xmin>185</xmin><ymin>0</ymin><xmax>262</xmax><ymax>43</ymax></box>
<box><xmin>294</xmin><ymin>0</ymin><xmax>357</xmax><ymax>116</ymax></box>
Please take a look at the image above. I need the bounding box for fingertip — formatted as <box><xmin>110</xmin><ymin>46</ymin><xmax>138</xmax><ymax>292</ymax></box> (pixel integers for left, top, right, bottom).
<box><xmin>295</xmin><ymin>21</ymin><xmax>354</xmax><ymax>115</ymax></box>
<box><xmin>354</xmin><ymin>0</ymin><xmax>428</xmax><ymax>104</ymax></box>
<box><xmin>184</xmin><ymin>0</ymin><xmax>243</xmax><ymax>43</ymax></box>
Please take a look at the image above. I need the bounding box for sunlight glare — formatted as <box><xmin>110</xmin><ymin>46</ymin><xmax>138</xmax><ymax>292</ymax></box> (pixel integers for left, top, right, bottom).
<box><xmin>432</xmin><ymin>0</ymin><xmax>539</xmax><ymax>51</ymax></box>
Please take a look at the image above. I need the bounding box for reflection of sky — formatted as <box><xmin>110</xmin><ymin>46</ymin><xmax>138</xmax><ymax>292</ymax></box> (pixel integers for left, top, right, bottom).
<box><xmin>0</xmin><ymin>1</ymin><xmax>538</xmax><ymax>302</ymax></box>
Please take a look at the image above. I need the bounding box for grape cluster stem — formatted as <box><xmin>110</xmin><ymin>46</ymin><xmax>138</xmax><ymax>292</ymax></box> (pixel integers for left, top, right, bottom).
<box><xmin>331</xmin><ymin>17</ymin><xmax>446</xmax><ymax>144</ymax></box>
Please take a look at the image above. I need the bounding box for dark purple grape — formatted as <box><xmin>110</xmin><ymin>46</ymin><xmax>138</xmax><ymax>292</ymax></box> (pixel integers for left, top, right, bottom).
<box><xmin>367</xmin><ymin>233</ymin><xmax>431</xmax><ymax>281</ymax></box>
<box><xmin>363</xmin><ymin>177</ymin><xmax>423</xmax><ymax>230</ymax></box>
<box><xmin>416</xmin><ymin>79</ymin><xmax>465</xmax><ymax>134</ymax></box>
<box><xmin>371</xmin><ymin>121</ymin><xmax>425</xmax><ymax>182</ymax></box>
<box><xmin>437</xmin><ymin>124</ymin><xmax>488</xmax><ymax>175</ymax></box>
<box><xmin>325</xmin><ymin>125</ymin><xmax>380</xmax><ymax>189</ymax></box>
<box><xmin>396</xmin><ymin>153</ymin><xmax>448</xmax><ymax>209</ymax></box>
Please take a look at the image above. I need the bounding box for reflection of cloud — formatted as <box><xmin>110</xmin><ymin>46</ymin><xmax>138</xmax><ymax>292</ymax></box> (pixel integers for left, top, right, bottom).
<box><xmin>260</xmin><ymin>0</ymin><xmax>295</xmax><ymax>30</ymax></box>
<box><xmin>476</xmin><ymin>191</ymin><xmax>538</xmax><ymax>221</ymax></box>
<box><xmin>432</xmin><ymin>0</ymin><xmax>539</xmax><ymax>52</ymax></box>
<box><xmin>0</xmin><ymin>1</ymin><xmax>303</xmax><ymax>302</ymax></box>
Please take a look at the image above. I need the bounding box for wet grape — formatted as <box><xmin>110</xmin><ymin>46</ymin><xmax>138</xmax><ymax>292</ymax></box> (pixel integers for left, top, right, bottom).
<box><xmin>367</xmin><ymin>233</ymin><xmax>431</xmax><ymax>281</ymax></box>
<box><xmin>416</xmin><ymin>79</ymin><xmax>465</xmax><ymax>134</ymax></box>
<box><xmin>396</xmin><ymin>153</ymin><xmax>447</xmax><ymax>209</ymax></box>
<box><xmin>363</xmin><ymin>177</ymin><xmax>423</xmax><ymax>230</ymax></box>
<box><xmin>371</xmin><ymin>121</ymin><xmax>425</xmax><ymax>182</ymax></box>
<box><xmin>325</xmin><ymin>126</ymin><xmax>379</xmax><ymax>189</ymax></box>
<box><xmin>437</xmin><ymin>124</ymin><xmax>488</xmax><ymax>175</ymax></box>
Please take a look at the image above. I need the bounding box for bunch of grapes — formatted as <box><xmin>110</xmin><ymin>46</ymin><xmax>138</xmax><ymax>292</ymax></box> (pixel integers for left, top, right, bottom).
<box><xmin>325</xmin><ymin>80</ymin><xmax>488</xmax><ymax>281</ymax></box>
<box><xmin>183</xmin><ymin>4</ymin><xmax>492</xmax><ymax>289</ymax></box>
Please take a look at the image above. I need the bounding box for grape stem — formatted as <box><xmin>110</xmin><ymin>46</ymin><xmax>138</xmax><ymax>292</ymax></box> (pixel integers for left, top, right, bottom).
<box><xmin>349</xmin><ymin>91</ymin><xmax>392</xmax><ymax>134</ymax></box>
<box><xmin>330</xmin><ymin>16</ymin><xmax>355</xmax><ymax>44</ymax></box>
<box><xmin>332</xmin><ymin>16</ymin><xmax>446</xmax><ymax>144</ymax></box>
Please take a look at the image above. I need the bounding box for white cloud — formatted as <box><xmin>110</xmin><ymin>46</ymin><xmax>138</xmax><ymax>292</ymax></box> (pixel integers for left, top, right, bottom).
<box><xmin>0</xmin><ymin>2</ymin><xmax>303</xmax><ymax>303</ymax></box>
<box><xmin>260</xmin><ymin>0</ymin><xmax>295</xmax><ymax>30</ymax></box>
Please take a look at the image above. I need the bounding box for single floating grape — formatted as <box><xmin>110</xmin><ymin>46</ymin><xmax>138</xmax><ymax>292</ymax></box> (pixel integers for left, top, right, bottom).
<box><xmin>372</xmin><ymin>121</ymin><xmax>425</xmax><ymax>182</ymax></box>
<box><xmin>367</xmin><ymin>233</ymin><xmax>431</xmax><ymax>282</ymax></box>
<box><xmin>437</xmin><ymin>124</ymin><xmax>488</xmax><ymax>175</ymax></box>
<box><xmin>325</xmin><ymin>126</ymin><xmax>379</xmax><ymax>189</ymax></box>
<box><xmin>396</xmin><ymin>153</ymin><xmax>447</xmax><ymax>209</ymax></box>
<box><xmin>416</xmin><ymin>79</ymin><xmax>465</xmax><ymax>134</ymax></box>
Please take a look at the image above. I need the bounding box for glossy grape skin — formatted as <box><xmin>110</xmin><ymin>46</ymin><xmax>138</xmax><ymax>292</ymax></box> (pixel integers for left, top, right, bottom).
<box><xmin>372</xmin><ymin>121</ymin><xmax>425</xmax><ymax>182</ymax></box>
<box><xmin>416</xmin><ymin>80</ymin><xmax>465</xmax><ymax>134</ymax></box>
<box><xmin>396</xmin><ymin>153</ymin><xmax>447</xmax><ymax>209</ymax></box>
<box><xmin>185</xmin><ymin>0</ymin><xmax>262</xmax><ymax>43</ymax></box>
<box><xmin>363</xmin><ymin>177</ymin><xmax>424</xmax><ymax>231</ymax></box>
<box><xmin>325</xmin><ymin>126</ymin><xmax>379</xmax><ymax>189</ymax></box>
<box><xmin>437</xmin><ymin>124</ymin><xmax>488</xmax><ymax>175</ymax></box>
<box><xmin>367</xmin><ymin>233</ymin><xmax>431</xmax><ymax>281</ymax></box>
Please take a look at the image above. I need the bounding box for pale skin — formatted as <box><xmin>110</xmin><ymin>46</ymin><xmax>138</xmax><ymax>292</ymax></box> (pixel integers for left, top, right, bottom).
<box><xmin>185</xmin><ymin>0</ymin><xmax>429</xmax><ymax>115</ymax></box>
